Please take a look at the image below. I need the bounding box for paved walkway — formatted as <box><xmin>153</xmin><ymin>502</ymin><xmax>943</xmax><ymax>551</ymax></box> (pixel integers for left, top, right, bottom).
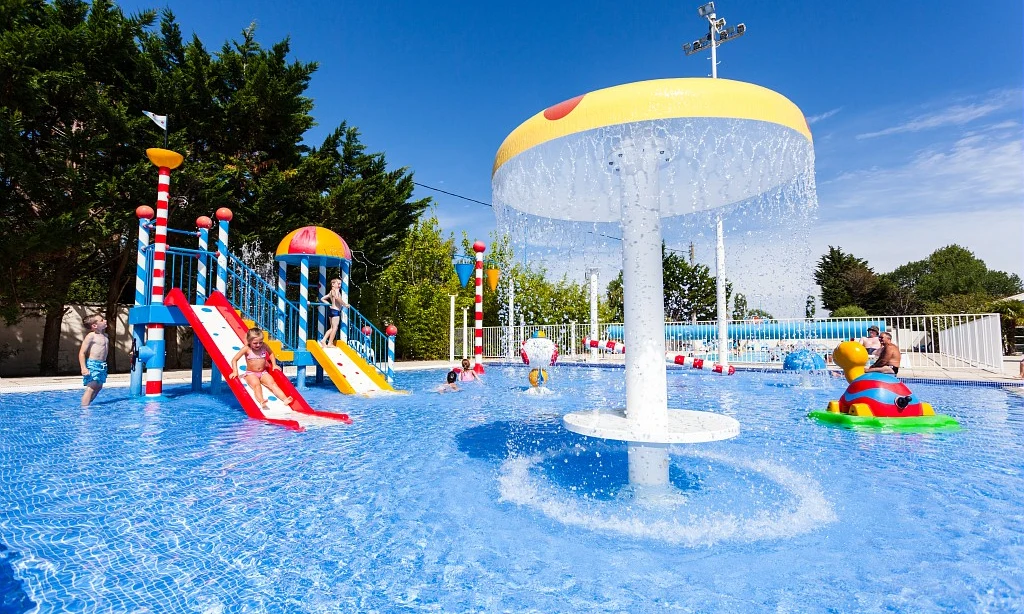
<box><xmin>2</xmin><ymin>357</ymin><xmax>1021</xmax><ymax>394</ymax></box>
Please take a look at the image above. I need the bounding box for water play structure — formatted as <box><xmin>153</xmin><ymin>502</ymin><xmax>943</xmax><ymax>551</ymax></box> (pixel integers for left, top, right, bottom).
<box><xmin>521</xmin><ymin>330</ymin><xmax>559</xmax><ymax>387</ymax></box>
<box><xmin>128</xmin><ymin>148</ymin><xmax>398</xmax><ymax>429</ymax></box>
<box><xmin>808</xmin><ymin>341</ymin><xmax>960</xmax><ymax>430</ymax></box>
<box><xmin>493</xmin><ymin>78</ymin><xmax>816</xmax><ymax>486</ymax></box>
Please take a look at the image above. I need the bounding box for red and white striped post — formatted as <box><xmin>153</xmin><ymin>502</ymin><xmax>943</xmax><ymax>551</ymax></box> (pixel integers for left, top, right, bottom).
<box><xmin>144</xmin><ymin>148</ymin><xmax>184</xmax><ymax>397</ymax></box>
<box><xmin>472</xmin><ymin>240</ymin><xmax>486</xmax><ymax>374</ymax></box>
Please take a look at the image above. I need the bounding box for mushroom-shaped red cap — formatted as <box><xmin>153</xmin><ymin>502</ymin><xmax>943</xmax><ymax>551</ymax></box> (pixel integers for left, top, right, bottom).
<box><xmin>360</xmin><ymin>325</ymin><xmax>372</xmax><ymax>336</ymax></box>
<box><xmin>472</xmin><ymin>240</ymin><xmax>486</xmax><ymax>253</ymax></box>
<box><xmin>196</xmin><ymin>216</ymin><xmax>213</xmax><ymax>229</ymax></box>
<box><xmin>385</xmin><ymin>325</ymin><xmax>398</xmax><ymax>337</ymax></box>
<box><xmin>136</xmin><ymin>205</ymin><xmax>154</xmax><ymax>220</ymax></box>
<box><xmin>215</xmin><ymin>207</ymin><xmax>233</xmax><ymax>222</ymax></box>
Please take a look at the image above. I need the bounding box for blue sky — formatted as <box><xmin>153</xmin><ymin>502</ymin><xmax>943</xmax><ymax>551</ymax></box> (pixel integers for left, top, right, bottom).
<box><xmin>119</xmin><ymin>0</ymin><xmax>1023</xmax><ymax>311</ymax></box>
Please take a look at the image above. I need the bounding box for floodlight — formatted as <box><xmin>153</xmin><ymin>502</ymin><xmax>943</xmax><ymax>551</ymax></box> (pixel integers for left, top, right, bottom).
<box><xmin>714</xmin><ymin>17</ymin><xmax>726</xmax><ymax>30</ymax></box>
<box><xmin>683</xmin><ymin>43</ymin><xmax>693</xmax><ymax>53</ymax></box>
<box><xmin>697</xmin><ymin>2</ymin><xmax>715</xmax><ymax>18</ymax></box>
<box><xmin>736</xmin><ymin>23</ymin><xmax>745</xmax><ymax>34</ymax></box>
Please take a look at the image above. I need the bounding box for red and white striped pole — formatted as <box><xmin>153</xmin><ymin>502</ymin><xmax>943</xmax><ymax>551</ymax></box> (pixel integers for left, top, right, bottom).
<box><xmin>472</xmin><ymin>240</ymin><xmax>486</xmax><ymax>374</ymax></box>
<box><xmin>144</xmin><ymin>148</ymin><xmax>184</xmax><ymax>397</ymax></box>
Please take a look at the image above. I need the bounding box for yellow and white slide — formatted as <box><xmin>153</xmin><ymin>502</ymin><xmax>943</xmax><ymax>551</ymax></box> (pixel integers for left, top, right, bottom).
<box><xmin>307</xmin><ymin>340</ymin><xmax>395</xmax><ymax>395</ymax></box>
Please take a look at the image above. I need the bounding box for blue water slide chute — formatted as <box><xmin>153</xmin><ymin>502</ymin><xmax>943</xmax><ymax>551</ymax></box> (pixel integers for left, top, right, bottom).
<box><xmin>603</xmin><ymin>320</ymin><xmax>886</xmax><ymax>341</ymax></box>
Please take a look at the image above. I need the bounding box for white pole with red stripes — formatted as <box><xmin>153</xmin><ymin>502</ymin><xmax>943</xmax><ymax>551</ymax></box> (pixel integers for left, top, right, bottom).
<box><xmin>143</xmin><ymin>148</ymin><xmax>183</xmax><ymax>397</ymax></box>
<box><xmin>472</xmin><ymin>241</ymin><xmax>486</xmax><ymax>373</ymax></box>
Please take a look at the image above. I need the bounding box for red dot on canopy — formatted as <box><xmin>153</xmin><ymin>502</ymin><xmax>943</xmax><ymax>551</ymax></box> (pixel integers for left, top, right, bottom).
<box><xmin>215</xmin><ymin>207</ymin><xmax>233</xmax><ymax>221</ymax></box>
<box><xmin>136</xmin><ymin>205</ymin><xmax>154</xmax><ymax>220</ymax></box>
<box><xmin>196</xmin><ymin>216</ymin><xmax>213</xmax><ymax>229</ymax></box>
<box><xmin>543</xmin><ymin>95</ymin><xmax>585</xmax><ymax>121</ymax></box>
<box><xmin>472</xmin><ymin>241</ymin><xmax>486</xmax><ymax>253</ymax></box>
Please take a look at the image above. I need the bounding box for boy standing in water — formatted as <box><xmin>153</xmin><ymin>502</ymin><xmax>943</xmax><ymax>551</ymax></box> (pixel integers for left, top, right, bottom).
<box><xmin>79</xmin><ymin>314</ymin><xmax>109</xmax><ymax>407</ymax></box>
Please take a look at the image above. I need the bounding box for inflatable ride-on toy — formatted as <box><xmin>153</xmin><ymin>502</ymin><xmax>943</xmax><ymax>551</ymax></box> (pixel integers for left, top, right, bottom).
<box><xmin>808</xmin><ymin>341</ymin><xmax>959</xmax><ymax>430</ymax></box>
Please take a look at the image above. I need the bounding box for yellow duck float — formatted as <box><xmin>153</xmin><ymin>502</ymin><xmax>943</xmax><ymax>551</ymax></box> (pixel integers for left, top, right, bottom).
<box><xmin>808</xmin><ymin>341</ymin><xmax>959</xmax><ymax>430</ymax></box>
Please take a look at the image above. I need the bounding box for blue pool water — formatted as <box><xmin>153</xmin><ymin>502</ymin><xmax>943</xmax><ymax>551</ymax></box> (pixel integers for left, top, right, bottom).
<box><xmin>1</xmin><ymin>367</ymin><xmax>1022</xmax><ymax>612</ymax></box>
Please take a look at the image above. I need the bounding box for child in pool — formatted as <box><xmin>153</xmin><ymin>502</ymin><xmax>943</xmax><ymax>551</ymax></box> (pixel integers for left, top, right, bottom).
<box><xmin>230</xmin><ymin>327</ymin><xmax>293</xmax><ymax>408</ymax></box>
<box><xmin>79</xmin><ymin>314</ymin><xmax>109</xmax><ymax>407</ymax></box>
<box><xmin>458</xmin><ymin>358</ymin><xmax>481</xmax><ymax>382</ymax></box>
<box><xmin>437</xmin><ymin>370</ymin><xmax>460</xmax><ymax>393</ymax></box>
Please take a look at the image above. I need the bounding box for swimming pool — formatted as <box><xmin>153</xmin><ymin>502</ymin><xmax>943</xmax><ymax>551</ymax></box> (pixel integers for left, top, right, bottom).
<box><xmin>1</xmin><ymin>367</ymin><xmax>1022</xmax><ymax>611</ymax></box>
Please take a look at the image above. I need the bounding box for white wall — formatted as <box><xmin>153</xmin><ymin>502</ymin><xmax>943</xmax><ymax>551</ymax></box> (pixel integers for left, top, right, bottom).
<box><xmin>0</xmin><ymin>305</ymin><xmax>193</xmax><ymax>377</ymax></box>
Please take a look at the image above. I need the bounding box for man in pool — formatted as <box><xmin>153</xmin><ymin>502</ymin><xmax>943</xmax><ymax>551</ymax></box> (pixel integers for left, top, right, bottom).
<box><xmin>859</xmin><ymin>325</ymin><xmax>881</xmax><ymax>359</ymax></box>
<box><xmin>866</xmin><ymin>331</ymin><xmax>901</xmax><ymax>376</ymax></box>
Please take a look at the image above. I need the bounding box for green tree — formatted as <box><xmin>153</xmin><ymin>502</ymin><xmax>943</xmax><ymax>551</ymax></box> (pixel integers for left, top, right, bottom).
<box><xmin>813</xmin><ymin>246</ymin><xmax>873</xmax><ymax>313</ymax></box>
<box><xmin>2</xmin><ymin>8</ymin><xmax>430</xmax><ymax>373</ymax></box>
<box><xmin>805</xmin><ymin>295</ymin><xmax>816</xmax><ymax>319</ymax></box>
<box><xmin>983</xmin><ymin>270</ymin><xmax>1023</xmax><ymax>299</ymax></box>
<box><xmin>867</xmin><ymin>274</ymin><xmax>922</xmax><ymax>316</ymax></box>
<box><xmin>605</xmin><ymin>247</ymin><xmax>726</xmax><ymax>322</ymax></box>
<box><xmin>914</xmin><ymin>245</ymin><xmax>989</xmax><ymax>302</ymax></box>
<box><xmin>985</xmin><ymin>299</ymin><xmax>1024</xmax><ymax>354</ymax></box>
<box><xmin>733</xmin><ymin>293</ymin><xmax>748</xmax><ymax>320</ymax></box>
<box><xmin>831</xmin><ymin>305</ymin><xmax>868</xmax><ymax>318</ymax></box>
<box><xmin>0</xmin><ymin>0</ymin><xmax>157</xmax><ymax>374</ymax></box>
<box><xmin>605</xmin><ymin>274</ymin><xmax>623</xmax><ymax>321</ymax></box>
<box><xmin>362</xmin><ymin>215</ymin><xmax>460</xmax><ymax>359</ymax></box>
<box><xmin>924</xmin><ymin>293</ymin><xmax>991</xmax><ymax>315</ymax></box>
<box><xmin>747</xmin><ymin>308</ymin><xmax>775</xmax><ymax>320</ymax></box>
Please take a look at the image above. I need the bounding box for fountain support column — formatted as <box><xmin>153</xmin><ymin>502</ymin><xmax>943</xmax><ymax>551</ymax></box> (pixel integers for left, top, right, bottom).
<box><xmin>618</xmin><ymin>139</ymin><xmax>670</xmax><ymax>485</ymax></box>
<box><xmin>588</xmin><ymin>269</ymin><xmax>599</xmax><ymax>361</ymax></box>
<box><xmin>716</xmin><ymin>216</ymin><xmax>729</xmax><ymax>369</ymax></box>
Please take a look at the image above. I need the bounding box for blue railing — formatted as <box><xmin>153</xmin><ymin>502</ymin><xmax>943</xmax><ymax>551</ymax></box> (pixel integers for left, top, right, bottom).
<box><xmin>141</xmin><ymin>245</ymin><xmax>211</xmax><ymax>306</ymax></box>
<box><xmin>221</xmin><ymin>251</ymin><xmax>303</xmax><ymax>352</ymax></box>
<box><xmin>343</xmin><ymin>306</ymin><xmax>390</xmax><ymax>376</ymax></box>
<box><xmin>145</xmin><ymin>242</ymin><xmax>390</xmax><ymax>371</ymax></box>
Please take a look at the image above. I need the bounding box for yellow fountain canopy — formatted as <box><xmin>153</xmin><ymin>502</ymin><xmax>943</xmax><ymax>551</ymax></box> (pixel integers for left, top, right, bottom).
<box><xmin>492</xmin><ymin>78</ymin><xmax>814</xmax><ymax>223</ymax></box>
<box><xmin>275</xmin><ymin>226</ymin><xmax>352</xmax><ymax>266</ymax></box>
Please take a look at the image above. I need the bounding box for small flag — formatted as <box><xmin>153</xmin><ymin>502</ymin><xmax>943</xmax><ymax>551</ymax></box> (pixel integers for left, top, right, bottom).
<box><xmin>142</xmin><ymin>111</ymin><xmax>167</xmax><ymax>130</ymax></box>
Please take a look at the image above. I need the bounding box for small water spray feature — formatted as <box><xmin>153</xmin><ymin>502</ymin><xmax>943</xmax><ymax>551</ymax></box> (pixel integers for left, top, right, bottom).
<box><xmin>492</xmin><ymin>78</ymin><xmax>815</xmax><ymax>488</ymax></box>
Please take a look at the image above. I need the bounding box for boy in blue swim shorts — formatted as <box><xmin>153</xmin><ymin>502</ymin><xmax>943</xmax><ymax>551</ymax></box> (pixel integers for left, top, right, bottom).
<box><xmin>79</xmin><ymin>314</ymin><xmax>109</xmax><ymax>407</ymax></box>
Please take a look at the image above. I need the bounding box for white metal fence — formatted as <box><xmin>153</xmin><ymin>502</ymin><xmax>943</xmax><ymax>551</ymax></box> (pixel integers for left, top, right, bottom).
<box><xmin>454</xmin><ymin>313</ymin><xmax>1004</xmax><ymax>372</ymax></box>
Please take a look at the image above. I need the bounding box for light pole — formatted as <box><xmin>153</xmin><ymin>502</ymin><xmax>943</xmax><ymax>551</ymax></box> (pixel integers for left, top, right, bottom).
<box><xmin>682</xmin><ymin>2</ymin><xmax>746</xmax><ymax>79</ymax></box>
<box><xmin>683</xmin><ymin>2</ymin><xmax>745</xmax><ymax>369</ymax></box>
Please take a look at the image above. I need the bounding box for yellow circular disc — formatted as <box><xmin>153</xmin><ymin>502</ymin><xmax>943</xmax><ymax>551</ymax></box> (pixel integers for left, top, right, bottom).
<box><xmin>494</xmin><ymin>78</ymin><xmax>810</xmax><ymax>175</ymax></box>
<box><xmin>491</xmin><ymin>78</ymin><xmax>814</xmax><ymax>222</ymax></box>
<box><xmin>146</xmin><ymin>148</ymin><xmax>184</xmax><ymax>169</ymax></box>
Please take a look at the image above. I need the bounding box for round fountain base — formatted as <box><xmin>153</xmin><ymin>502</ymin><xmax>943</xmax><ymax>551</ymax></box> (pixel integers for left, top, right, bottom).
<box><xmin>563</xmin><ymin>408</ymin><xmax>739</xmax><ymax>444</ymax></box>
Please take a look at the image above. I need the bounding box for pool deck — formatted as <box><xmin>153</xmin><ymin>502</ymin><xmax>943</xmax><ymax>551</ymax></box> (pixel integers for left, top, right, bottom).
<box><xmin>1</xmin><ymin>357</ymin><xmax>1021</xmax><ymax>394</ymax></box>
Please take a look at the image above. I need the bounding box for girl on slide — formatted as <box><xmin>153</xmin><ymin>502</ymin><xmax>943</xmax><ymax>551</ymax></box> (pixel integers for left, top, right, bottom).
<box><xmin>230</xmin><ymin>327</ymin><xmax>293</xmax><ymax>408</ymax></box>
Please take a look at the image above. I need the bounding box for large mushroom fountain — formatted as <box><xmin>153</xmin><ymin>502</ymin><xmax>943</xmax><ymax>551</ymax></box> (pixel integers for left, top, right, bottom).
<box><xmin>492</xmin><ymin>78</ymin><xmax>815</xmax><ymax>488</ymax></box>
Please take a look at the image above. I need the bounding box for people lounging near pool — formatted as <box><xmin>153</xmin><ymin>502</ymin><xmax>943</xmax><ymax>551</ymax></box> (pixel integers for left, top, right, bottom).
<box><xmin>458</xmin><ymin>358</ymin><xmax>481</xmax><ymax>382</ymax></box>
<box><xmin>865</xmin><ymin>331</ymin><xmax>901</xmax><ymax>376</ymax></box>
<box><xmin>859</xmin><ymin>325</ymin><xmax>881</xmax><ymax>358</ymax></box>
<box><xmin>319</xmin><ymin>278</ymin><xmax>348</xmax><ymax>347</ymax></box>
<box><xmin>230</xmin><ymin>327</ymin><xmax>293</xmax><ymax>408</ymax></box>
<box><xmin>438</xmin><ymin>370</ymin><xmax>460</xmax><ymax>393</ymax></box>
<box><xmin>79</xmin><ymin>314</ymin><xmax>109</xmax><ymax>407</ymax></box>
